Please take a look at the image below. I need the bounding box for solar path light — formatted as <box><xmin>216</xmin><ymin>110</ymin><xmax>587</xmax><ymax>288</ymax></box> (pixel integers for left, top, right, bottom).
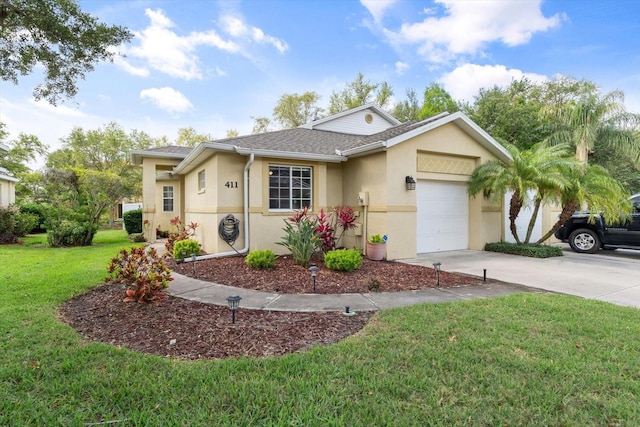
<box><xmin>226</xmin><ymin>295</ymin><xmax>242</xmax><ymax>323</ymax></box>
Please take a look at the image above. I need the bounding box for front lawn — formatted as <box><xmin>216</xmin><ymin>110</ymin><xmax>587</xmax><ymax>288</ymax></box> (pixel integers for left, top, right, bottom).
<box><xmin>1</xmin><ymin>230</ymin><xmax>639</xmax><ymax>425</ymax></box>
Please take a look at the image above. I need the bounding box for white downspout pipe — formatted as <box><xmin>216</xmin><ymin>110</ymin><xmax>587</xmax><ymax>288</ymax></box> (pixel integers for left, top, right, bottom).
<box><xmin>189</xmin><ymin>152</ymin><xmax>254</xmax><ymax>260</ymax></box>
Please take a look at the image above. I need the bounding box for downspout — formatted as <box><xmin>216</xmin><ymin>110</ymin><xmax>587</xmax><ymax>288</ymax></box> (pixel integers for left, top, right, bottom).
<box><xmin>190</xmin><ymin>152</ymin><xmax>254</xmax><ymax>260</ymax></box>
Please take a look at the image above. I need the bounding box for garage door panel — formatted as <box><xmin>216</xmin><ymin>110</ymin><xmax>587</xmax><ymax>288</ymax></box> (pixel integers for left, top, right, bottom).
<box><xmin>417</xmin><ymin>181</ymin><xmax>468</xmax><ymax>253</ymax></box>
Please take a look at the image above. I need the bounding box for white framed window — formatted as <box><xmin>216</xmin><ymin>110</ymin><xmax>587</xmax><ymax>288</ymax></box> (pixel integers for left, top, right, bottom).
<box><xmin>162</xmin><ymin>185</ymin><xmax>174</xmax><ymax>212</ymax></box>
<box><xmin>268</xmin><ymin>165</ymin><xmax>312</xmax><ymax>211</ymax></box>
<box><xmin>198</xmin><ymin>170</ymin><xmax>206</xmax><ymax>192</ymax></box>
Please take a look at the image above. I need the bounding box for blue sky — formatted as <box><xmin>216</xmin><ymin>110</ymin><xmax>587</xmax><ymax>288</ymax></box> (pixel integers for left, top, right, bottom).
<box><xmin>1</xmin><ymin>0</ymin><xmax>639</xmax><ymax>168</ymax></box>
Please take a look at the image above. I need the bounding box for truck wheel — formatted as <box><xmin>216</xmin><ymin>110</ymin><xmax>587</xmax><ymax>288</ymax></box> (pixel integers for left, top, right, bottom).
<box><xmin>568</xmin><ymin>228</ymin><xmax>601</xmax><ymax>254</ymax></box>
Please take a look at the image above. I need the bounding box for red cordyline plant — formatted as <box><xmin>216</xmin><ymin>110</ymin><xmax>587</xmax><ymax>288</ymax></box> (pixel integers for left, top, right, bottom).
<box><xmin>108</xmin><ymin>246</ymin><xmax>173</xmax><ymax>303</ymax></box>
<box><xmin>165</xmin><ymin>216</ymin><xmax>199</xmax><ymax>254</ymax></box>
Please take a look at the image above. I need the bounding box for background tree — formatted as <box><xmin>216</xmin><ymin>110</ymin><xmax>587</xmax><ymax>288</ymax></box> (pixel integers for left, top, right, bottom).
<box><xmin>464</xmin><ymin>78</ymin><xmax>547</xmax><ymax>150</ymax></box>
<box><xmin>544</xmin><ymin>89</ymin><xmax>640</xmax><ymax>164</ymax></box>
<box><xmin>420</xmin><ymin>83</ymin><xmax>460</xmax><ymax>118</ymax></box>
<box><xmin>273</xmin><ymin>92</ymin><xmax>323</xmax><ymax>128</ymax></box>
<box><xmin>226</xmin><ymin>129</ymin><xmax>239</xmax><ymax>138</ymax></box>
<box><xmin>328</xmin><ymin>73</ymin><xmax>393</xmax><ymax>114</ymax></box>
<box><xmin>175</xmin><ymin>127</ymin><xmax>212</xmax><ymax>147</ymax></box>
<box><xmin>0</xmin><ymin>0</ymin><xmax>132</xmax><ymax>104</ymax></box>
<box><xmin>251</xmin><ymin>116</ymin><xmax>272</xmax><ymax>134</ymax></box>
<box><xmin>392</xmin><ymin>89</ymin><xmax>421</xmax><ymax>122</ymax></box>
<box><xmin>46</xmin><ymin>122</ymin><xmax>155</xmax><ymax>224</ymax></box>
<box><xmin>0</xmin><ymin>122</ymin><xmax>48</xmax><ymax>199</ymax></box>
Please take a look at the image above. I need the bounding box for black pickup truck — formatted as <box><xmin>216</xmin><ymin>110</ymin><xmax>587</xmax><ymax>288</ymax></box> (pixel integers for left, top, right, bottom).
<box><xmin>554</xmin><ymin>194</ymin><xmax>640</xmax><ymax>253</ymax></box>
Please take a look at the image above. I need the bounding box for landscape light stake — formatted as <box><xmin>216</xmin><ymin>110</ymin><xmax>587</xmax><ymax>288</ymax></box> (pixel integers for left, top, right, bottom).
<box><xmin>433</xmin><ymin>262</ymin><xmax>441</xmax><ymax>287</ymax></box>
<box><xmin>309</xmin><ymin>265</ymin><xmax>319</xmax><ymax>292</ymax></box>
<box><xmin>483</xmin><ymin>269</ymin><xmax>487</xmax><ymax>283</ymax></box>
<box><xmin>226</xmin><ymin>295</ymin><xmax>242</xmax><ymax>323</ymax></box>
<box><xmin>191</xmin><ymin>253</ymin><xmax>197</xmax><ymax>278</ymax></box>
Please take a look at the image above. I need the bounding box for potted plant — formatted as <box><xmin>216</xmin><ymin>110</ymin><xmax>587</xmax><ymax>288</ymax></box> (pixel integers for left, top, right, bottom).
<box><xmin>366</xmin><ymin>234</ymin><xmax>387</xmax><ymax>261</ymax></box>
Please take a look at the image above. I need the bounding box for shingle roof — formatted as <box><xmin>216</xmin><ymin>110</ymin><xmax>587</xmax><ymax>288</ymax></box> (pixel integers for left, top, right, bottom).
<box><xmin>144</xmin><ymin>145</ymin><xmax>193</xmax><ymax>155</ymax></box>
<box><xmin>206</xmin><ymin>117</ymin><xmax>438</xmax><ymax>156</ymax></box>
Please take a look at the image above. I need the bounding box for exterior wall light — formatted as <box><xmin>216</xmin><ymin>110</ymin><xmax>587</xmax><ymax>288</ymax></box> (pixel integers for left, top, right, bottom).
<box><xmin>226</xmin><ymin>295</ymin><xmax>242</xmax><ymax>323</ymax></box>
<box><xmin>405</xmin><ymin>175</ymin><xmax>416</xmax><ymax>190</ymax></box>
<box><xmin>309</xmin><ymin>265</ymin><xmax>319</xmax><ymax>292</ymax></box>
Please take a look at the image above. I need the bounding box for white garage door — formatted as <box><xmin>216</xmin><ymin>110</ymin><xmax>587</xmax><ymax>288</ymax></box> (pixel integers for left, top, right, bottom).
<box><xmin>417</xmin><ymin>181</ymin><xmax>469</xmax><ymax>253</ymax></box>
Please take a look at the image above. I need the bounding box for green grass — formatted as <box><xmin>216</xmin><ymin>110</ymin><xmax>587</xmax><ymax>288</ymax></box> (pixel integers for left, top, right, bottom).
<box><xmin>2</xmin><ymin>230</ymin><xmax>639</xmax><ymax>425</ymax></box>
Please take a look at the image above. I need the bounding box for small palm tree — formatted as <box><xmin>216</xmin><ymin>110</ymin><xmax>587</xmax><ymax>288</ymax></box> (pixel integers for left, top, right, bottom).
<box><xmin>546</xmin><ymin>90</ymin><xmax>640</xmax><ymax>165</ymax></box>
<box><xmin>468</xmin><ymin>143</ymin><xmax>574</xmax><ymax>244</ymax></box>
<box><xmin>537</xmin><ymin>163</ymin><xmax>631</xmax><ymax>243</ymax></box>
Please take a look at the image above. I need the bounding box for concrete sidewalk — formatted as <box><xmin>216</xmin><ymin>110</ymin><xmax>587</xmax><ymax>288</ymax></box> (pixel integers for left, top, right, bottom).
<box><xmin>167</xmin><ymin>272</ymin><xmax>537</xmax><ymax>312</ymax></box>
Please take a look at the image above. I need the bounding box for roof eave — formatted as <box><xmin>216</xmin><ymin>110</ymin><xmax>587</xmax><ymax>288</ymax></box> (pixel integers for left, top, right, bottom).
<box><xmin>0</xmin><ymin>173</ymin><xmax>19</xmax><ymax>182</ymax></box>
<box><xmin>130</xmin><ymin>149</ymin><xmax>189</xmax><ymax>165</ymax></box>
<box><xmin>336</xmin><ymin>141</ymin><xmax>387</xmax><ymax>158</ymax></box>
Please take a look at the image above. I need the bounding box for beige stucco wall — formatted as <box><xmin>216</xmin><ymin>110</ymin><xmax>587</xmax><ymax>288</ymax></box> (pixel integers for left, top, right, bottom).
<box><xmin>140</xmin><ymin>120</ymin><xmax>510</xmax><ymax>258</ymax></box>
<box><xmin>140</xmin><ymin>157</ymin><xmax>183</xmax><ymax>242</ymax></box>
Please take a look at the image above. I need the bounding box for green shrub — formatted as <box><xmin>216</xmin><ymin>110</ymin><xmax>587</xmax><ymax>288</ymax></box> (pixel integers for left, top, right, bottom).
<box><xmin>324</xmin><ymin>248</ymin><xmax>362</xmax><ymax>272</ymax></box>
<box><xmin>123</xmin><ymin>208</ymin><xmax>143</xmax><ymax>234</ymax></box>
<box><xmin>108</xmin><ymin>246</ymin><xmax>172</xmax><ymax>303</ymax></box>
<box><xmin>0</xmin><ymin>205</ymin><xmax>37</xmax><ymax>243</ymax></box>
<box><xmin>173</xmin><ymin>239</ymin><xmax>201</xmax><ymax>259</ymax></box>
<box><xmin>165</xmin><ymin>216</ymin><xmax>199</xmax><ymax>254</ymax></box>
<box><xmin>368</xmin><ymin>234</ymin><xmax>384</xmax><ymax>243</ymax></box>
<box><xmin>129</xmin><ymin>232</ymin><xmax>146</xmax><ymax>243</ymax></box>
<box><xmin>245</xmin><ymin>249</ymin><xmax>276</xmax><ymax>269</ymax></box>
<box><xmin>484</xmin><ymin>242</ymin><xmax>563</xmax><ymax>258</ymax></box>
<box><xmin>19</xmin><ymin>203</ymin><xmax>48</xmax><ymax>233</ymax></box>
<box><xmin>47</xmin><ymin>220</ymin><xmax>97</xmax><ymax>247</ymax></box>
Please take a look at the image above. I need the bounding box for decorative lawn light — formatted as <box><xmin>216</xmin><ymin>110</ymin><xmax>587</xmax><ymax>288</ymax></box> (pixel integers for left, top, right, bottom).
<box><xmin>309</xmin><ymin>265</ymin><xmax>319</xmax><ymax>292</ymax></box>
<box><xmin>433</xmin><ymin>262</ymin><xmax>442</xmax><ymax>287</ymax></box>
<box><xmin>191</xmin><ymin>253</ymin><xmax>197</xmax><ymax>278</ymax></box>
<box><xmin>226</xmin><ymin>295</ymin><xmax>242</xmax><ymax>323</ymax></box>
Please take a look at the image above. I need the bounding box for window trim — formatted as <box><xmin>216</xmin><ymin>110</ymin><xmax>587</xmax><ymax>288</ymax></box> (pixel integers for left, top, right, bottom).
<box><xmin>268</xmin><ymin>164</ymin><xmax>313</xmax><ymax>212</ymax></box>
<box><xmin>162</xmin><ymin>185</ymin><xmax>174</xmax><ymax>212</ymax></box>
<box><xmin>198</xmin><ymin>169</ymin><xmax>206</xmax><ymax>192</ymax></box>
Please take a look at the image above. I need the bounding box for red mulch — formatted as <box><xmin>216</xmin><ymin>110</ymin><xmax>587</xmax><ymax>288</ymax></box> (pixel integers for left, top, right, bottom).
<box><xmin>60</xmin><ymin>254</ymin><xmax>484</xmax><ymax>360</ymax></box>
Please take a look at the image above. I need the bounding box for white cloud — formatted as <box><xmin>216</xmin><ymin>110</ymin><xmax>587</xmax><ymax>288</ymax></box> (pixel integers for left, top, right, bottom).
<box><xmin>119</xmin><ymin>8</ymin><xmax>240</xmax><ymax>80</ymax></box>
<box><xmin>382</xmin><ymin>0</ymin><xmax>564</xmax><ymax>64</ymax></box>
<box><xmin>219</xmin><ymin>14</ymin><xmax>288</xmax><ymax>54</ymax></box>
<box><xmin>140</xmin><ymin>87</ymin><xmax>193</xmax><ymax>113</ymax></box>
<box><xmin>439</xmin><ymin>63</ymin><xmax>548</xmax><ymax>102</ymax></box>
<box><xmin>361</xmin><ymin>0</ymin><xmax>398</xmax><ymax>23</ymax></box>
<box><xmin>395</xmin><ymin>61</ymin><xmax>410</xmax><ymax>75</ymax></box>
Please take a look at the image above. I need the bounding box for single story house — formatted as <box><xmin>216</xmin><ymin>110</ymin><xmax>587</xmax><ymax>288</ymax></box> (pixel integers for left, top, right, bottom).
<box><xmin>0</xmin><ymin>142</ymin><xmax>18</xmax><ymax>207</ymax></box>
<box><xmin>132</xmin><ymin>104</ymin><xmax>514</xmax><ymax>260</ymax></box>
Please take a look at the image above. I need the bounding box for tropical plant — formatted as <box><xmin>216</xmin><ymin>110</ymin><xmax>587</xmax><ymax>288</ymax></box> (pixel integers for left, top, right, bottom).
<box><xmin>468</xmin><ymin>143</ymin><xmax>575</xmax><ymax>244</ymax></box>
<box><xmin>544</xmin><ymin>89</ymin><xmax>640</xmax><ymax>165</ymax></box>
<box><xmin>536</xmin><ymin>163</ymin><xmax>631</xmax><ymax>243</ymax></box>
<box><xmin>277</xmin><ymin>208</ymin><xmax>321</xmax><ymax>267</ymax></box>
<box><xmin>368</xmin><ymin>234</ymin><xmax>385</xmax><ymax>244</ymax></box>
<box><xmin>165</xmin><ymin>216</ymin><xmax>199</xmax><ymax>254</ymax></box>
<box><xmin>108</xmin><ymin>246</ymin><xmax>172</xmax><ymax>303</ymax></box>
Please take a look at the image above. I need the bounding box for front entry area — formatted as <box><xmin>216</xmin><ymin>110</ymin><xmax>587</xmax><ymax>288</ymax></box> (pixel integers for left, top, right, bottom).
<box><xmin>417</xmin><ymin>180</ymin><xmax>469</xmax><ymax>253</ymax></box>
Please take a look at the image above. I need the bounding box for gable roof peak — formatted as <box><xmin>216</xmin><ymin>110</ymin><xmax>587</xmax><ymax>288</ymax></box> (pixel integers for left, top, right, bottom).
<box><xmin>298</xmin><ymin>103</ymin><xmax>400</xmax><ymax>131</ymax></box>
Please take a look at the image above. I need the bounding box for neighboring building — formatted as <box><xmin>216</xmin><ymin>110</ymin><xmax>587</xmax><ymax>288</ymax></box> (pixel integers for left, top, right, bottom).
<box><xmin>0</xmin><ymin>142</ymin><xmax>18</xmax><ymax>207</ymax></box>
<box><xmin>132</xmin><ymin>104</ymin><xmax>512</xmax><ymax>260</ymax></box>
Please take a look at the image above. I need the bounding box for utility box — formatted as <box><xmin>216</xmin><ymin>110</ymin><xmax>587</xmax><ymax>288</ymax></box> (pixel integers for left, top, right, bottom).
<box><xmin>353</xmin><ymin>223</ymin><xmax>363</xmax><ymax>236</ymax></box>
<box><xmin>357</xmin><ymin>192</ymin><xmax>369</xmax><ymax>206</ymax></box>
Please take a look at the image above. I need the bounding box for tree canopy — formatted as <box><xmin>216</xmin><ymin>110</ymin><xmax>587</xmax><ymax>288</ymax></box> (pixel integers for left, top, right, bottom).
<box><xmin>328</xmin><ymin>73</ymin><xmax>393</xmax><ymax>114</ymax></box>
<box><xmin>0</xmin><ymin>0</ymin><xmax>132</xmax><ymax>104</ymax></box>
<box><xmin>272</xmin><ymin>92</ymin><xmax>323</xmax><ymax>128</ymax></box>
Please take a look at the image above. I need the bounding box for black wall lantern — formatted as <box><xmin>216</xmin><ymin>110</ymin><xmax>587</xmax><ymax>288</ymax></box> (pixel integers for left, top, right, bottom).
<box><xmin>405</xmin><ymin>175</ymin><xmax>416</xmax><ymax>190</ymax></box>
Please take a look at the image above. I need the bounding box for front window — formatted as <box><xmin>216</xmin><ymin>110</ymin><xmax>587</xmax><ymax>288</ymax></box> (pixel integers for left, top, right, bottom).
<box><xmin>269</xmin><ymin>165</ymin><xmax>312</xmax><ymax>210</ymax></box>
<box><xmin>162</xmin><ymin>185</ymin><xmax>174</xmax><ymax>212</ymax></box>
<box><xmin>198</xmin><ymin>170</ymin><xmax>206</xmax><ymax>191</ymax></box>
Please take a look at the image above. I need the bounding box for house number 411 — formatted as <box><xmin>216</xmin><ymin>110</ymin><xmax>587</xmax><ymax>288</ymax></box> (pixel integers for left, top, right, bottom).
<box><xmin>225</xmin><ymin>181</ymin><xmax>238</xmax><ymax>188</ymax></box>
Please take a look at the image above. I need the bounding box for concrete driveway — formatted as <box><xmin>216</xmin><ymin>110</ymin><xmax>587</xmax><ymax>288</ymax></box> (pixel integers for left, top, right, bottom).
<box><xmin>404</xmin><ymin>245</ymin><xmax>640</xmax><ymax>309</ymax></box>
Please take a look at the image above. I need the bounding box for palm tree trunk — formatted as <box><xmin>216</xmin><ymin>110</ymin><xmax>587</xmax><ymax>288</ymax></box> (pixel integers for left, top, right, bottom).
<box><xmin>536</xmin><ymin>200</ymin><xmax>580</xmax><ymax>244</ymax></box>
<box><xmin>524</xmin><ymin>193</ymin><xmax>543</xmax><ymax>244</ymax></box>
<box><xmin>509</xmin><ymin>191</ymin><xmax>523</xmax><ymax>244</ymax></box>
